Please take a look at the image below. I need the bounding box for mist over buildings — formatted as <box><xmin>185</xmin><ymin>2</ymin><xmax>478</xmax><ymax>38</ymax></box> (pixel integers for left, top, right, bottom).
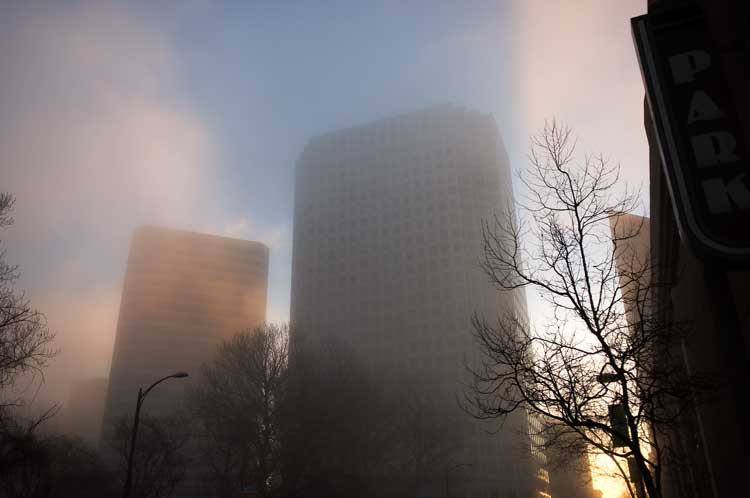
<box><xmin>0</xmin><ymin>2</ymin><xmax>651</xmax><ymax>497</ymax></box>
<box><xmin>0</xmin><ymin>0</ymin><xmax>647</xmax><ymax>410</ymax></box>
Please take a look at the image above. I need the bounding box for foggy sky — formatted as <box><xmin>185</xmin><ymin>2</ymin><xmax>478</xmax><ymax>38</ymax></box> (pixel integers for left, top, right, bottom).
<box><xmin>1</xmin><ymin>2</ymin><xmax>646</xmax><ymax>495</ymax></box>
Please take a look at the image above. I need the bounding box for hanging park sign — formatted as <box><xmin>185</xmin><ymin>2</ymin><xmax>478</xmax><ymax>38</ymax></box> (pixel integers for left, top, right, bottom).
<box><xmin>632</xmin><ymin>7</ymin><xmax>750</xmax><ymax>264</ymax></box>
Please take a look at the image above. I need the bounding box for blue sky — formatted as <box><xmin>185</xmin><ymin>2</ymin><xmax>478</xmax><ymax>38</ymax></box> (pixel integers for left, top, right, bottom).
<box><xmin>2</xmin><ymin>0</ymin><xmax>522</xmax><ymax>319</ymax></box>
<box><xmin>137</xmin><ymin>0</ymin><xmax>522</xmax><ymax>323</ymax></box>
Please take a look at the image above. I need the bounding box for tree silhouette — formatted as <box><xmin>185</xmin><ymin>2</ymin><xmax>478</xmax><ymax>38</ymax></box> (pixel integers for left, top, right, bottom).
<box><xmin>110</xmin><ymin>415</ymin><xmax>188</xmax><ymax>498</ymax></box>
<box><xmin>0</xmin><ymin>193</ymin><xmax>56</xmax><ymax>416</ymax></box>
<box><xmin>464</xmin><ymin>122</ymin><xmax>703</xmax><ymax>498</ymax></box>
<box><xmin>188</xmin><ymin>323</ymin><xmax>288</xmax><ymax>498</ymax></box>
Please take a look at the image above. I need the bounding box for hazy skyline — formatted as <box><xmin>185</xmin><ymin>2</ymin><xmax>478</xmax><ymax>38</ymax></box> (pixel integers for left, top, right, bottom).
<box><xmin>1</xmin><ymin>2</ymin><xmax>648</xmax><ymax>496</ymax></box>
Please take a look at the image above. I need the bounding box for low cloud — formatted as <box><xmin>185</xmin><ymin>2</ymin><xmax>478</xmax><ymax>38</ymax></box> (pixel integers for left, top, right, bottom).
<box><xmin>1</xmin><ymin>1</ymin><xmax>216</xmax><ymax>408</ymax></box>
<box><xmin>221</xmin><ymin>217</ymin><xmax>287</xmax><ymax>249</ymax></box>
<box><xmin>34</xmin><ymin>286</ymin><xmax>121</xmax><ymax>403</ymax></box>
<box><xmin>518</xmin><ymin>0</ymin><xmax>648</xmax><ymax>193</ymax></box>
<box><xmin>2</xmin><ymin>1</ymin><xmax>214</xmax><ymax>248</ymax></box>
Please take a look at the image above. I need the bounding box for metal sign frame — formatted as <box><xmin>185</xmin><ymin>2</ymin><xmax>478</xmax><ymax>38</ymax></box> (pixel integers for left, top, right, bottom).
<box><xmin>632</xmin><ymin>7</ymin><xmax>750</xmax><ymax>264</ymax></box>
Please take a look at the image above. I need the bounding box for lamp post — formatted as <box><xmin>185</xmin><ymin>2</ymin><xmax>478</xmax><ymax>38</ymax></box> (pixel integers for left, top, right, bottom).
<box><xmin>446</xmin><ymin>462</ymin><xmax>472</xmax><ymax>498</ymax></box>
<box><xmin>122</xmin><ymin>372</ymin><xmax>189</xmax><ymax>498</ymax></box>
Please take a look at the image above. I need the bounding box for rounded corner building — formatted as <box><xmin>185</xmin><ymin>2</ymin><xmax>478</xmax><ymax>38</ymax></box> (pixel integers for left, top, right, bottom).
<box><xmin>101</xmin><ymin>226</ymin><xmax>269</xmax><ymax>444</ymax></box>
<box><xmin>291</xmin><ymin>105</ymin><xmax>547</xmax><ymax>498</ymax></box>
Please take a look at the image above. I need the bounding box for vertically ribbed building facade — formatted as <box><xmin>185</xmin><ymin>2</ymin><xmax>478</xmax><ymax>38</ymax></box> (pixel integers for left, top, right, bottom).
<box><xmin>101</xmin><ymin>226</ymin><xmax>268</xmax><ymax>440</ymax></box>
<box><xmin>291</xmin><ymin>106</ymin><xmax>540</xmax><ymax>498</ymax></box>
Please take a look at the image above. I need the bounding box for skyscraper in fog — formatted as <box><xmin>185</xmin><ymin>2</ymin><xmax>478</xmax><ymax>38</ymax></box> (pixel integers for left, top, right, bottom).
<box><xmin>291</xmin><ymin>105</ymin><xmax>543</xmax><ymax>497</ymax></box>
<box><xmin>101</xmin><ymin>226</ymin><xmax>268</xmax><ymax>441</ymax></box>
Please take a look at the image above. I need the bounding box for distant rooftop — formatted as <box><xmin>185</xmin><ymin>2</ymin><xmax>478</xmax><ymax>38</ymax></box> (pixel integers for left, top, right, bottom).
<box><xmin>305</xmin><ymin>104</ymin><xmax>496</xmax><ymax>146</ymax></box>
<box><xmin>134</xmin><ymin>225</ymin><xmax>270</xmax><ymax>252</ymax></box>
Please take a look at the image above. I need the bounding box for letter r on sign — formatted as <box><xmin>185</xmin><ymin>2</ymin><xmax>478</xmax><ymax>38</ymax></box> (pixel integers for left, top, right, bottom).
<box><xmin>691</xmin><ymin>132</ymin><xmax>740</xmax><ymax>167</ymax></box>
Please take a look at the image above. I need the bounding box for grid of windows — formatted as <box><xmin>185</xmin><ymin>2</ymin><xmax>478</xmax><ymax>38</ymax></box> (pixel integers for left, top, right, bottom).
<box><xmin>101</xmin><ymin>226</ymin><xmax>269</xmax><ymax>441</ymax></box>
<box><xmin>291</xmin><ymin>106</ymin><xmax>537</xmax><ymax>496</ymax></box>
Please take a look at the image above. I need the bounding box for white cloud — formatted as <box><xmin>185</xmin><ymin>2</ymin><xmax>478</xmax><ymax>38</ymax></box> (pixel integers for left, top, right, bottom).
<box><xmin>221</xmin><ymin>217</ymin><xmax>287</xmax><ymax>249</ymax></box>
<box><xmin>518</xmin><ymin>0</ymin><xmax>648</xmax><ymax>193</ymax></box>
<box><xmin>1</xmin><ymin>1</ymin><xmax>217</xmax><ymax>407</ymax></box>
<box><xmin>2</xmin><ymin>2</ymin><xmax>214</xmax><ymax>236</ymax></box>
<box><xmin>265</xmin><ymin>300</ymin><xmax>290</xmax><ymax>326</ymax></box>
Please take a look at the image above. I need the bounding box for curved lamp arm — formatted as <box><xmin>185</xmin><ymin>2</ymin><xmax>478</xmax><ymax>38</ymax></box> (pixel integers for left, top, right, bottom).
<box><xmin>123</xmin><ymin>371</ymin><xmax>189</xmax><ymax>498</ymax></box>
<box><xmin>142</xmin><ymin>371</ymin><xmax>189</xmax><ymax>400</ymax></box>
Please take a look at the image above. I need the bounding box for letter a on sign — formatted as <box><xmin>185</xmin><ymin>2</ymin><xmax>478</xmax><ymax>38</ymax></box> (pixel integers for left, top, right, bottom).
<box><xmin>687</xmin><ymin>91</ymin><xmax>725</xmax><ymax>124</ymax></box>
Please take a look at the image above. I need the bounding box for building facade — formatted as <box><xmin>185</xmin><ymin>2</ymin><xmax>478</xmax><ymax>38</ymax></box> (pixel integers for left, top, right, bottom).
<box><xmin>291</xmin><ymin>105</ymin><xmax>542</xmax><ymax>498</ymax></box>
<box><xmin>101</xmin><ymin>226</ymin><xmax>268</xmax><ymax>442</ymax></box>
<box><xmin>640</xmin><ymin>2</ymin><xmax>750</xmax><ymax>497</ymax></box>
<box><xmin>546</xmin><ymin>441</ymin><xmax>600</xmax><ymax>498</ymax></box>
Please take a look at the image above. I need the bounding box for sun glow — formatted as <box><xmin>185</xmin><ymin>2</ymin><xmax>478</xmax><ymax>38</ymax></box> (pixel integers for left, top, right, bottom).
<box><xmin>591</xmin><ymin>452</ymin><xmax>629</xmax><ymax>498</ymax></box>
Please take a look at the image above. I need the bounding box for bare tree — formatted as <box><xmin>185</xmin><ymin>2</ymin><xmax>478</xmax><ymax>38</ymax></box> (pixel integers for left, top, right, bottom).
<box><xmin>190</xmin><ymin>325</ymin><xmax>462</xmax><ymax>498</ymax></box>
<box><xmin>278</xmin><ymin>339</ymin><xmax>404</xmax><ymax>498</ymax></box>
<box><xmin>0</xmin><ymin>409</ymin><xmax>116</xmax><ymax>498</ymax></box>
<box><xmin>391</xmin><ymin>374</ymin><xmax>460</xmax><ymax>498</ymax></box>
<box><xmin>464</xmin><ymin>122</ymin><xmax>699</xmax><ymax>498</ymax></box>
<box><xmin>0</xmin><ymin>410</ymin><xmax>56</xmax><ymax>498</ymax></box>
<box><xmin>110</xmin><ymin>415</ymin><xmax>188</xmax><ymax>498</ymax></box>
<box><xmin>539</xmin><ymin>417</ymin><xmax>599</xmax><ymax>498</ymax></box>
<box><xmin>41</xmin><ymin>433</ymin><xmax>116</xmax><ymax>498</ymax></box>
<box><xmin>0</xmin><ymin>192</ymin><xmax>58</xmax><ymax>493</ymax></box>
<box><xmin>188</xmin><ymin>323</ymin><xmax>289</xmax><ymax>498</ymax></box>
<box><xmin>0</xmin><ymin>193</ymin><xmax>56</xmax><ymax>415</ymax></box>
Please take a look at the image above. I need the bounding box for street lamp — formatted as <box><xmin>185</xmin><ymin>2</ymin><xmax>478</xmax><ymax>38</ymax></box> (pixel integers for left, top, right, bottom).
<box><xmin>446</xmin><ymin>462</ymin><xmax>472</xmax><ymax>498</ymax></box>
<box><xmin>122</xmin><ymin>371</ymin><xmax>189</xmax><ymax>498</ymax></box>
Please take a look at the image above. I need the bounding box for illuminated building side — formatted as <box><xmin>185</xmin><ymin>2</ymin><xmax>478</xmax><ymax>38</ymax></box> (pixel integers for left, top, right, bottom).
<box><xmin>101</xmin><ymin>226</ymin><xmax>268</xmax><ymax>442</ymax></box>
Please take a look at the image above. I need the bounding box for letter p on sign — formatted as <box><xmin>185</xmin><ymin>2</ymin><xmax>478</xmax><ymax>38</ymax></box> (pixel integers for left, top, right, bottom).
<box><xmin>670</xmin><ymin>50</ymin><xmax>711</xmax><ymax>84</ymax></box>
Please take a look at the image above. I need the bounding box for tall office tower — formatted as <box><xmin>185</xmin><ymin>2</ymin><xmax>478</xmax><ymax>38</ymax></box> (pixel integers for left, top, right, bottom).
<box><xmin>547</xmin><ymin>454</ymin><xmax>600</xmax><ymax>498</ymax></box>
<box><xmin>610</xmin><ymin>213</ymin><xmax>651</xmax><ymax>335</ymax></box>
<box><xmin>291</xmin><ymin>106</ymin><xmax>542</xmax><ymax>498</ymax></box>
<box><xmin>101</xmin><ymin>226</ymin><xmax>268</xmax><ymax>442</ymax></box>
<box><xmin>542</xmin><ymin>424</ymin><xmax>601</xmax><ymax>498</ymax></box>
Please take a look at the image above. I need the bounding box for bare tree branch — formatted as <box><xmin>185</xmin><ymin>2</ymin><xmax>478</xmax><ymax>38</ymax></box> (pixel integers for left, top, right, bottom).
<box><xmin>0</xmin><ymin>193</ymin><xmax>57</xmax><ymax>419</ymax></box>
<box><xmin>465</xmin><ymin>122</ymin><xmax>701</xmax><ymax>498</ymax></box>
